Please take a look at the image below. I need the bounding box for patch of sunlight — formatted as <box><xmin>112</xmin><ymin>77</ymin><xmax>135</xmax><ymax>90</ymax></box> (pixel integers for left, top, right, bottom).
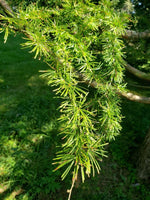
<box><xmin>0</xmin><ymin>77</ymin><xmax>4</xmax><ymax>83</ymax></box>
<box><xmin>3</xmin><ymin>187</ymin><xmax>24</xmax><ymax>200</ymax></box>
<box><xmin>27</xmin><ymin>74</ymin><xmax>44</xmax><ymax>87</ymax></box>
<box><xmin>27</xmin><ymin>133</ymin><xmax>47</xmax><ymax>143</ymax></box>
<box><xmin>0</xmin><ymin>157</ymin><xmax>16</xmax><ymax>176</ymax></box>
<box><xmin>0</xmin><ymin>104</ymin><xmax>7</xmax><ymax>112</ymax></box>
<box><xmin>20</xmin><ymin>193</ymin><xmax>29</xmax><ymax>200</ymax></box>
<box><xmin>139</xmin><ymin>63</ymin><xmax>150</xmax><ymax>70</ymax></box>
<box><xmin>0</xmin><ymin>166</ymin><xmax>8</xmax><ymax>176</ymax></box>
<box><xmin>41</xmin><ymin>122</ymin><xmax>55</xmax><ymax>133</ymax></box>
<box><xmin>0</xmin><ymin>95</ymin><xmax>17</xmax><ymax>108</ymax></box>
<box><xmin>1</xmin><ymin>139</ymin><xmax>18</xmax><ymax>152</ymax></box>
<box><xmin>0</xmin><ymin>184</ymin><xmax>8</xmax><ymax>194</ymax></box>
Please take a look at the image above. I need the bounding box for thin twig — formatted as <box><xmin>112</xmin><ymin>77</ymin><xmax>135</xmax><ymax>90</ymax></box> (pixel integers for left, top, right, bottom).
<box><xmin>67</xmin><ymin>177</ymin><xmax>76</xmax><ymax>200</ymax></box>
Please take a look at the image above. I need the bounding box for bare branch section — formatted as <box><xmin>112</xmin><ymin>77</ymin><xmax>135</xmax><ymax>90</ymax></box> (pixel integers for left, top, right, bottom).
<box><xmin>0</xmin><ymin>1</ymin><xmax>149</xmax><ymax>104</ymax></box>
<box><xmin>123</xmin><ymin>30</ymin><xmax>150</xmax><ymax>39</ymax></box>
<box><xmin>125</xmin><ymin>64</ymin><xmax>150</xmax><ymax>82</ymax></box>
<box><xmin>0</xmin><ymin>0</ymin><xmax>13</xmax><ymax>15</ymax></box>
<box><xmin>117</xmin><ymin>91</ymin><xmax>150</xmax><ymax>104</ymax></box>
<box><xmin>78</xmin><ymin>72</ymin><xmax>150</xmax><ymax>104</ymax></box>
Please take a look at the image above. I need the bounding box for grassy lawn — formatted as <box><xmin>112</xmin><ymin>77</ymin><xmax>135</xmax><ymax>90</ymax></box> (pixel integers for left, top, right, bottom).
<box><xmin>0</xmin><ymin>34</ymin><xmax>150</xmax><ymax>200</ymax></box>
<box><xmin>0</xmin><ymin>34</ymin><xmax>61</xmax><ymax>200</ymax></box>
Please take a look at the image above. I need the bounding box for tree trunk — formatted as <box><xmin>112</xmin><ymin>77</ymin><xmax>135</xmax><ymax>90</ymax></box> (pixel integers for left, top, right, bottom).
<box><xmin>138</xmin><ymin>128</ymin><xmax>150</xmax><ymax>180</ymax></box>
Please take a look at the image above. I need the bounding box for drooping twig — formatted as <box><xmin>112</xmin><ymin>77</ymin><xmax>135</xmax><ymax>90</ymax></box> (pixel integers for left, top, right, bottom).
<box><xmin>1</xmin><ymin>1</ymin><xmax>150</xmax><ymax>40</ymax></box>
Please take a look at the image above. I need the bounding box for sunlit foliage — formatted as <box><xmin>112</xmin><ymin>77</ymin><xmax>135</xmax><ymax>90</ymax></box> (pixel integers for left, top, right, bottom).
<box><xmin>0</xmin><ymin>0</ymin><xmax>129</xmax><ymax>196</ymax></box>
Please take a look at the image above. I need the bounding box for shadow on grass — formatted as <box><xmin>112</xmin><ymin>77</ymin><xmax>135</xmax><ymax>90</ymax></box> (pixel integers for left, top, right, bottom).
<box><xmin>0</xmin><ymin>34</ymin><xmax>65</xmax><ymax>200</ymax></box>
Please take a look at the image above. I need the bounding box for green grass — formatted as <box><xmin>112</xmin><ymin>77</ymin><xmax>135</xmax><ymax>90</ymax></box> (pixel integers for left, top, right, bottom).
<box><xmin>0</xmin><ymin>34</ymin><xmax>150</xmax><ymax>200</ymax></box>
<box><xmin>0</xmin><ymin>34</ymin><xmax>62</xmax><ymax>200</ymax></box>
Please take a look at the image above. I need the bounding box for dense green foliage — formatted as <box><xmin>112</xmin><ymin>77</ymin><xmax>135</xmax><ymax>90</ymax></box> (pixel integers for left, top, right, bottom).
<box><xmin>0</xmin><ymin>33</ymin><xmax>150</xmax><ymax>200</ymax></box>
<box><xmin>0</xmin><ymin>0</ymin><xmax>150</xmax><ymax>199</ymax></box>
<box><xmin>0</xmin><ymin>0</ymin><xmax>130</xmax><ymax>186</ymax></box>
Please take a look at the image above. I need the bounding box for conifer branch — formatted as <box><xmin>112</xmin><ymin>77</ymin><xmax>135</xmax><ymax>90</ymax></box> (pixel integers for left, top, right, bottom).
<box><xmin>1</xmin><ymin>7</ymin><xmax>149</xmax><ymax>104</ymax></box>
<box><xmin>1</xmin><ymin>2</ymin><xmax>150</xmax><ymax>199</ymax></box>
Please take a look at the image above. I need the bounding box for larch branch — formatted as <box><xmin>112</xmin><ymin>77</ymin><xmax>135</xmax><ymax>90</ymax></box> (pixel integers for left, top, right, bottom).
<box><xmin>0</xmin><ymin>2</ymin><xmax>150</xmax><ymax>104</ymax></box>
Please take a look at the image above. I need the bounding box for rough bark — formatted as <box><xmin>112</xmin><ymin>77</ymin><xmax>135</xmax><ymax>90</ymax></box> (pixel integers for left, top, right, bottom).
<box><xmin>138</xmin><ymin>128</ymin><xmax>150</xmax><ymax>180</ymax></box>
<box><xmin>125</xmin><ymin>64</ymin><xmax>150</xmax><ymax>82</ymax></box>
<box><xmin>123</xmin><ymin>30</ymin><xmax>150</xmax><ymax>39</ymax></box>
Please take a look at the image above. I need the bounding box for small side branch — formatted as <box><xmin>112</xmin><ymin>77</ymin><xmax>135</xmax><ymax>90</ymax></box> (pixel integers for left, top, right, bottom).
<box><xmin>117</xmin><ymin>91</ymin><xmax>150</xmax><ymax>104</ymax></box>
<box><xmin>0</xmin><ymin>0</ymin><xmax>13</xmax><ymax>15</ymax></box>
<box><xmin>67</xmin><ymin>177</ymin><xmax>76</xmax><ymax>200</ymax></box>
<box><xmin>123</xmin><ymin>30</ymin><xmax>150</xmax><ymax>39</ymax></box>
<box><xmin>77</xmin><ymin>72</ymin><xmax>150</xmax><ymax>104</ymax></box>
<box><xmin>125</xmin><ymin>64</ymin><xmax>150</xmax><ymax>82</ymax></box>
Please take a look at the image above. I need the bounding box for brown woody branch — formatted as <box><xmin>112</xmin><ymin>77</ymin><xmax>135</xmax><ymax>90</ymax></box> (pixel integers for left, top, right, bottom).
<box><xmin>125</xmin><ymin>64</ymin><xmax>150</xmax><ymax>82</ymax></box>
<box><xmin>123</xmin><ymin>30</ymin><xmax>150</xmax><ymax>39</ymax></box>
<box><xmin>78</xmin><ymin>72</ymin><xmax>150</xmax><ymax>104</ymax></box>
<box><xmin>117</xmin><ymin>91</ymin><xmax>150</xmax><ymax>104</ymax></box>
<box><xmin>0</xmin><ymin>0</ymin><xmax>13</xmax><ymax>15</ymax></box>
